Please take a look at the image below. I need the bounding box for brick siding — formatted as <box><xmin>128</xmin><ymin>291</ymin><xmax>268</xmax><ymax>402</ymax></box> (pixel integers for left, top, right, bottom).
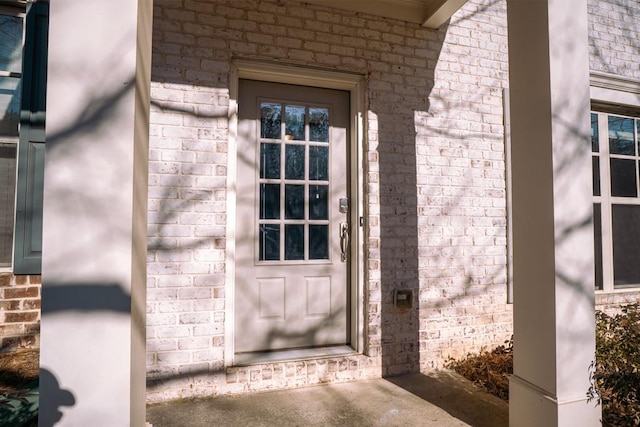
<box><xmin>0</xmin><ymin>273</ymin><xmax>41</xmax><ymax>351</ymax></box>
<box><xmin>147</xmin><ymin>0</ymin><xmax>513</xmax><ymax>401</ymax></box>
<box><xmin>588</xmin><ymin>0</ymin><xmax>640</xmax><ymax>80</ymax></box>
<box><xmin>596</xmin><ymin>291</ymin><xmax>640</xmax><ymax>316</ymax></box>
<box><xmin>146</xmin><ymin>0</ymin><xmax>640</xmax><ymax>401</ymax></box>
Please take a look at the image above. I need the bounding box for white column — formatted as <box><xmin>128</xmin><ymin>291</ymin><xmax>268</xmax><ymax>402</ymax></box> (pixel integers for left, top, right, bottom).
<box><xmin>39</xmin><ymin>0</ymin><xmax>152</xmax><ymax>425</ymax></box>
<box><xmin>507</xmin><ymin>0</ymin><xmax>601</xmax><ymax>426</ymax></box>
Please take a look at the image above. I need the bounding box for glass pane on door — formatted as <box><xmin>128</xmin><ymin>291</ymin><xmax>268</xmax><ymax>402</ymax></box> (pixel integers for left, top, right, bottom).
<box><xmin>260</xmin><ymin>143</ymin><xmax>280</xmax><ymax>179</ymax></box>
<box><xmin>285</xmin><ymin>144</ymin><xmax>305</xmax><ymax>180</ymax></box>
<box><xmin>309</xmin><ymin>146</ymin><xmax>328</xmax><ymax>181</ymax></box>
<box><xmin>259</xmin><ymin>224</ymin><xmax>280</xmax><ymax>261</ymax></box>
<box><xmin>285</xmin><ymin>105</ymin><xmax>305</xmax><ymax>141</ymax></box>
<box><xmin>309</xmin><ymin>225</ymin><xmax>329</xmax><ymax>260</ymax></box>
<box><xmin>261</xmin><ymin>103</ymin><xmax>281</xmax><ymax>139</ymax></box>
<box><xmin>260</xmin><ymin>184</ymin><xmax>280</xmax><ymax>219</ymax></box>
<box><xmin>257</xmin><ymin>101</ymin><xmax>331</xmax><ymax>262</ymax></box>
<box><xmin>285</xmin><ymin>184</ymin><xmax>304</xmax><ymax>220</ymax></box>
<box><xmin>285</xmin><ymin>225</ymin><xmax>304</xmax><ymax>260</ymax></box>
<box><xmin>309</xmin><ymin>107</ymin><xmax>329</xmax><ymax>142</ymax></box>
<box><xmin>309</xmin><ymin>185</ymin><xmax>328</xmax><ymax>220</ymax></box>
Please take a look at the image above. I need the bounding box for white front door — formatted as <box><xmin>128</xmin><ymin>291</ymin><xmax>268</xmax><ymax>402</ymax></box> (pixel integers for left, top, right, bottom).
<box><xmin>235</xmin><ymin>79</ymin><xmax>351</xmax><ymax>353</ymax></box>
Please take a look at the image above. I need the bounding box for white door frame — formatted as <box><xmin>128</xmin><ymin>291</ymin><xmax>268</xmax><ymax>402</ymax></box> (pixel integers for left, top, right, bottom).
<box><xmin>226</xmin><ymin>60</ymin><xmax>365</xmax><ymax>365</ymax></box>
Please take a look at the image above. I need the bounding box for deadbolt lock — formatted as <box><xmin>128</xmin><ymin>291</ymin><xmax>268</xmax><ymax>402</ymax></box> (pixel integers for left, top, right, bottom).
<box><xmin>339</xmin><ymin>197</ymin><xmax>349</xmax><ymax>213</ymax></box>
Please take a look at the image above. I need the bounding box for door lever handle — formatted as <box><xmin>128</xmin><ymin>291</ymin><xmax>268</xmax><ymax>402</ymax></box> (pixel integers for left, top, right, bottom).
<box><xmin>340</xmin><ymin>222</ymin><xmax>349</xmax><ymax>262</ymax></box>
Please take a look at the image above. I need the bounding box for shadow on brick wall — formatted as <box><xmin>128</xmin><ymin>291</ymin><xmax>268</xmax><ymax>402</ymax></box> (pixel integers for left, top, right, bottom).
<box><xmin>374</xmin><ymin>26</ymin><xmax>446</xmax><ymax>376</ymax></box>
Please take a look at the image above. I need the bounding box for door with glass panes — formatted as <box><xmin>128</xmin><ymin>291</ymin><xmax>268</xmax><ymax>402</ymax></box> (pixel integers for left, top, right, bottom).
<box><xmin>235</xmin><ymin>79</ymin><xmax>350</xmax><ymax>353</ymax></box>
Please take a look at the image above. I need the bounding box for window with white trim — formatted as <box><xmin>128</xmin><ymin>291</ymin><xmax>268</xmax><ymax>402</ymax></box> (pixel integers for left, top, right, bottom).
<box><xmin>0</xmin><ymin>6</ymin><xmax>24</xmax><ymax>269</ymax></box>
<box><xmin>0</xmin><ymin>1</ymin><xmax>48</xmax><ymax>274</ymax></box>
<box><xmin>592</xmin><ymin>110</ymin><xmax>640</xmax><ymax>290</ymax></box>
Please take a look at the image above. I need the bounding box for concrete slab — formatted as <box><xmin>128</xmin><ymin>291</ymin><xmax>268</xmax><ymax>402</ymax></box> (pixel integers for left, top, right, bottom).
<box><xmin>146</xmin><ymin>370</ymin><xmax>508</xmax><ymax>426</ymax></box>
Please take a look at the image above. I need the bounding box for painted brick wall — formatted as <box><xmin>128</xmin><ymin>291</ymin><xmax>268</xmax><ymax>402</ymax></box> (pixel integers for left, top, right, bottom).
<box><xmin>146</xmin><ymin>0</ymin><xmax>512</xmax><ymax>401</ymax></box>
<box><xmin>596</xmin><ymin>292</ymin><xmax>640</xmax><ymax>317</ymax></box>
<box><xmin>0</xmin><ymin>273</ymin><xmax>41</xmax><ymax>351</ymax></box>
<box><xmin>416</xmin><ymin>0</ymin><xmax>511</xmax><ymax>370</ymax></box>
<box><xmin>588</xmin><ymin>0</ymin><xmax>640</xmax><ymax>80</ymax></box>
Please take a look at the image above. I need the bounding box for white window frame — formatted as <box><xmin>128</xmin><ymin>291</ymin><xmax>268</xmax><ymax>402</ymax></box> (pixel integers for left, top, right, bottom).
<box><xmin>0</xmin><ymin>4</ymin><xmax>26</xmax><ymax>272</ymax></box>
<box><xmin>590</xmin><ymin>71</ymin><xmax>640</xmax><ymax>293</ymax></box>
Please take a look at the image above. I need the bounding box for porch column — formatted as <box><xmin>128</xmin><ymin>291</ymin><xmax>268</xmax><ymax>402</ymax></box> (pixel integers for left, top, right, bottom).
<box><xmin>39</xmin><ymin>0</ymin><xmax>152</xmax><ymax>425</ymax></box>
<box><xmin>506</xmin><ymin>0</ymin><xmax>601</xmax><ymax>426</ymax></box>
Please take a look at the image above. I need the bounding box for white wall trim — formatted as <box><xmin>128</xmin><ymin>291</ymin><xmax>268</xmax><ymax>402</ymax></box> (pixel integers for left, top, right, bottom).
<box><xmin>233</xmin><ymin>59</ymin><xmax>364</xmax><ymax>91</ymax></box>
<box><xmin>590</xmin><ymin>71</ymin><xmax>640</xmax><ymax>108</ymax></box>
<box><xmin>225</xmin><ymin>66</ymin><xmax>239</xmax><ymax>367</ymax></box>
<box><xmin>503</xmin><ymin>88</ymin><xmax>513</xmax><ymax>304</ymax></box>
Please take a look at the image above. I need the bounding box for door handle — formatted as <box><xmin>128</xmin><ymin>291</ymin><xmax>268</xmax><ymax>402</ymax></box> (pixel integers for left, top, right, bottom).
<box><xmin>340</xmin><ymin>222</ymin><xmax>349</xmax><ymax>262</ymax></box>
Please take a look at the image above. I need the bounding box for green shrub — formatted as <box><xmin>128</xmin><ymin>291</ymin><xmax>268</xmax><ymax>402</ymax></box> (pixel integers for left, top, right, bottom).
<box><xmin>447</xmin><ymin>304</ymin><xmax>640</xmax><ymax>426</ymax></box>
<box><xmin>589</xmin><ymin>303</ymin><xmax>640</xmax><ymax>427</ymax></box>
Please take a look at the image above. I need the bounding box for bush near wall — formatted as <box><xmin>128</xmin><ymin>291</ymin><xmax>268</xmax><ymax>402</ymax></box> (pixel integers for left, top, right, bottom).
<box><xmin>589</xmin><ymin>304</ymin><xmax>640</xmax><ymax>427</ymax></box>
<box><xmin>445</xmin><ymin>338</ymin><xmax>512</xmax><ymax>401</ymax></box>
<box><xmin>447</xmin><ymin>304</ymin><xmax>640</xmax><ymax>427</ymax></box>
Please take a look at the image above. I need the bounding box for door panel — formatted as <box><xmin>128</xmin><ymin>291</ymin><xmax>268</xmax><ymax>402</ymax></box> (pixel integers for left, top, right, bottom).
<box><xmin>236</xmin><ymin>80</ymin><xmax>350</xmax><ymax>353</ymax></box>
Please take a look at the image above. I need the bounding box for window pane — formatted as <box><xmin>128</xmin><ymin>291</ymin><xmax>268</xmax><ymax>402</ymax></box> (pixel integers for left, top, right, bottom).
<box><xmin>260</xmin><ymin>143</ymin><xmax>280</xmax><ymax>179</ymax></box>
<box><xmin>260</xmin><ymin>184</ymin><xmax>280</xmax><ymax>219</ymax></box>
<box><xmin>0</xmin><ymin>14</ymin><xmax>23</xmax><ymax>73</ymax></box>
<box><xmin>612</xmin><ymin>205</ymin><xmax>640</xmax><ymax>287</ymax></box>
<box><xmin>285</xmin><ymin>224</ymin><xmax>304</xmax><ymax>260</ymax></box>
<box><xmin>309</xmin><ymin>107</ymin><xmax>329</xmax><ymax>142</ymax></box>
<box><xmin>609</xmin><ymin>115</ymin><xmax>635</xmax><ymax>155</ymax></box>
<box><xmin>309</xmin><ymin>225</ymin><xmax>329</xmax><ymax>260</ymax></box>
<box><xmin>0</xmin><ymin>13</ymin><xmax>22</xmax><ymax>138</ymax></box>
<box><xmin>591</xmin><ymin>113</ymin><xmax>598</xmax><ymax>152</ymax></box>
<box><xmin>309</xmin><ymin>185</ymin><xmax>328</xmax><ymax>220</ymax></box>
<box><xmin>610</xmin><ymin>158</ymin><xmax>637</xmax><ymax>197</ymax></box>
<box><xmin>593</xmin><ymin>203</ymin><xmax>602</xmax><ymax>290</ymax></box>
<box><xmin>309</xmin><ymin>146</ymin><xmax>328</xmax><ymax>181</ymax></box>
<box><xmin>0</xmin><ymin>143</ymin><xmax>16</xmax><ymax>267</ymax></box>
<box><xmin>261</xmin><ymin>102</ymin><xmax>281</xmax><ymax>139</ymax></box>
<box><xmin>0</xmin><ymin>76</ymin><xmax>21</xmax><ymax>138</ymax></box>
<box><xmin>592</xmin><ymin>156</ymin><xmax>600</xmax><ymax>196</ymax></box>
<box><xmin>285</xmin><ymin>105</ymin><xmax>305</xmax><ymax>141</ymax></box>
<box><xmin>285</xmin><ymin>144</ymin><xmax>305</xmax><ymax>180</ymax></box>
<box><xmin>285</xmin><ymin>184</ymin><xmax>304</xmax><ymax>220</ymax></box>
<box><xmin>259</xmin><ymin>224</ymin><xmax>280</xmax><ymax>261</ymax></box>
<box><xmin>638</xmin><ymin>119</ymin><xmax>640</xmax><ymax>155</ymax></box>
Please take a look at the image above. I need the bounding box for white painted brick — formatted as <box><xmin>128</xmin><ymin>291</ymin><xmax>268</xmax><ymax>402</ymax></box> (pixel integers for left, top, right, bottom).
<box><xmin>148</xmin><ymin>289</ymin><xmax>178</xmax><ymax>301</ymax></box>
<box><xmin>178</xmin><ymin>288</ymin><xmax>212</xmax><ymax>300</ymax></box>
<box><xmin>142</xmin><ymin>0</ymin><xmax>589</xmax><ymax>399</ymax></box>
<box><xmin>179</xmin><ymin>312</ymin><xmax>212</xmax><ymax>324</ymax></box>
<box><xmin>157</xmin><ymin>351</ymin><xmax>191</xmax><ymax>365</ymax></box>
<box><xmin>156</xmin><ymin>325</ymin><xmax>192</xmax><ymax>339</ymax></box>
<box><xmin>149</xmin><ymin>339</ymin><xmax>179</xmax><ymax>352</ymax></box>
<box><xmin>177</xmin><ymin>336</ymin><xmax>211</xmax><ymax>350</ymax></box>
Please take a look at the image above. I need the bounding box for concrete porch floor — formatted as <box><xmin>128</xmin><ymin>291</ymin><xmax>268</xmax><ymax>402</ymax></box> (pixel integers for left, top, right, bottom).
<box><xmin>146</xmin><ymin>370</ymin><xmax>508</xmax><ymax>426</ymax></box>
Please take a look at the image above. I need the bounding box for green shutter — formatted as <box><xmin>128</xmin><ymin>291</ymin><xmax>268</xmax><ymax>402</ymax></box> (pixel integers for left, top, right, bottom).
<box><xmin>13</xmin><ymin>1</ymin><xmax>48</xmax><ymax>274</ymax></box>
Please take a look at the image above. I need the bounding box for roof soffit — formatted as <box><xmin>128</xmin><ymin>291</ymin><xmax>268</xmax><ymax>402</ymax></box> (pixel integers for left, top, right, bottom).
<box><xmin>298</xmin><ymin>0</ymin><xmax>467</xmax><ymax>29</ymax></box>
